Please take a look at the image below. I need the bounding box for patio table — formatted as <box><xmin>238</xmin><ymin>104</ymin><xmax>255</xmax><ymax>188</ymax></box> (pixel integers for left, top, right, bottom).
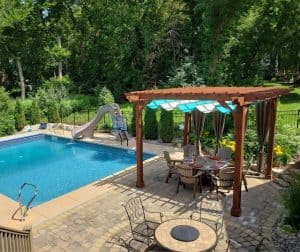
<box><xmin>155</xmin><ymin>218</ymin><xmax>217</xmax><ymax>252</ymax></box>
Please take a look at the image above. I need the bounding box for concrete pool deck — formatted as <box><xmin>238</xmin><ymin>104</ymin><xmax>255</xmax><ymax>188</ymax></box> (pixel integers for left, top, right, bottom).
<box><xmin>0</xmin><ymin>130</ymin><xmax>283</xmax><ymax>251</ymax></box>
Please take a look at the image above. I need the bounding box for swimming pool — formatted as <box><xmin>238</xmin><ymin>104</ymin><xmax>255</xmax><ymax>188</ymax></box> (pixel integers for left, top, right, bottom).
<box><xmin>0</xmin><ymin>134</ymin><xmax>154</xmax><ymax>206</ymax></box>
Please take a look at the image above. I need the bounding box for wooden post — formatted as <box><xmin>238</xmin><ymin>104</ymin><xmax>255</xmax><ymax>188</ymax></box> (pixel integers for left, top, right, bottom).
<box><xmin>135</xmin><ymin>102</ymin><xmax>144</xmax><ymax>188</ymax></box>
<box><xmin>231</xmin><ymin>105</ymin><xmax>248</xmax><ymax>217</ymax></box>
<box><xmin>265</xmin><ymin>98</ymin><xmax>278</xmax><ymax>179</ymax></box>
<box><xmin>183</xmin><ymin>113</ymin><xmax>191</xmax><ymax>145</ymax></box>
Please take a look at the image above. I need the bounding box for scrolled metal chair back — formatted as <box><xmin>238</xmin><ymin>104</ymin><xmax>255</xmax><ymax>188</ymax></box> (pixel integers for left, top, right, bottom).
<box><xmin>123</xmin><ymin>196</ymin><xmax>146</xmax><ymax>226</ymax></box>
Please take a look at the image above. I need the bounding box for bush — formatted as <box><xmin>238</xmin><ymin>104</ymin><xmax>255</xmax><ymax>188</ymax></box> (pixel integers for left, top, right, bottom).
<box><xmin>30</xmin><ymin>99</ymin><xmax>41</xmax><ymax>124</ymax></box>
<box><xmin>160</xmin><ymin>110</ymin><xmax>174</xmax><ymax>143</ymax></box>
<box><xmin>0</xmin><ymin>87</ymin><xmax>10</xmax><ymax>111</ymax></box>
<box><xmin>144</xmin><ymin>107</ymin><xmax>158</xmax><ymax>140</ymax></box>
<box><xmin>283</xmin><ymin>177</ymin><xmax>300</xmax><ymax>231</ymax></box>
<box><xmin>131</xmin><ymin>104</ymin><xmax>136</xmax><ymax>137</ymax></box>
<box><xmin>98</xmin><ymin>86</ymin><xmax>115</xmax><ymax>106</ymax></box>
<box><xmin>0</xmin><ymin>115</ymin><xmax>15</xmax><ymax>137</ymax></box>
<box><xmin>47</xmin><ymin>101</ymin><xmax>60</xmax><ymax>123</ymax></box>
<box><xmin>14</xmin><ymin>100</ymin><xmax>26</xmax><ymax>130</ymax></box>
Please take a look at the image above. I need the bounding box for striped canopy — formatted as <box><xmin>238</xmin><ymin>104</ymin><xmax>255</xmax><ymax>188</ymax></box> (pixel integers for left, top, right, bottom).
<box><xmin>147</xmin><ymin>99</ymin><xmax>236</xmax><ymax>114</ymax></box>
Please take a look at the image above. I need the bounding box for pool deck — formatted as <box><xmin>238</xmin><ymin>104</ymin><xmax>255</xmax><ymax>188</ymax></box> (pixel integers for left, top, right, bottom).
<box><xmin>0</xmin><ymin>130</ymin><xmax>283</xmax><ymax>251</ymax></box>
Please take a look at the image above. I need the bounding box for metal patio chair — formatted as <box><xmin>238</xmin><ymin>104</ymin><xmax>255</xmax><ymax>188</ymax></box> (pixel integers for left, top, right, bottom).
<box><xmin>210</xmin><ymin>167</ymin><xmax>235</xmax><ymax>194</ymax></box>
<box><xmin>163</xmin><ymin>151</ymin><xmax>182</xmax><ymax>183</ymax></box>
<box><xmin>183</xmin><ymin>144</ymin><xmax>196</xmax><ymax>159</ymax></box>
<box><xmin>190</xmin><ymin>192</ymin><xmax>226</xmax><ymax>237</ymax></box>
<box><xmin>123</xmin><ymin>196</ymin><xmax>163</xmax><ymax>247</ymax></box>
<box><xmin>176</xmin><ymin>163</ymin><xmax>202</xmax><ymax>198</ymax></box>
<box><xmin>216</xmin><ymin>147</ymin><xmax>233</xmax><ymax>161</ymax></box>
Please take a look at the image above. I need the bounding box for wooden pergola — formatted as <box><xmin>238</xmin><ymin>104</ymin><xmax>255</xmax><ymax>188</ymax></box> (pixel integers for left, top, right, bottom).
<box><xmin>125</xmin><ymin>87</ymin><xmax>290</xmax><ymax>217</ymax></box>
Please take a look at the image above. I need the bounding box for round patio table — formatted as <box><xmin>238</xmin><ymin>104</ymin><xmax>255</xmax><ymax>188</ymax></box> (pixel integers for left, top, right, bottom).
<box><xmin>155</xmin><ymin>218</ymin><xmax>217</xmax><ymax>252</ymax></box>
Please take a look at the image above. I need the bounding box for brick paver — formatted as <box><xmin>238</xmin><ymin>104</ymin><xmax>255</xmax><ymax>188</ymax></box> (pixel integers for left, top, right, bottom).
<box><xmin>33</xmin><ymin>154</ymin><xmax>282</xmax><ymax>252</ymax></box>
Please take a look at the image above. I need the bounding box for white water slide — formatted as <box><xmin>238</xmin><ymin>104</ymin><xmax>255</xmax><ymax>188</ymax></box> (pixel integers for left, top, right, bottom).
<box><xmin>71</xmin><ymin>104</ymin><xmax>129</xmax><ymax>144</ymax></box>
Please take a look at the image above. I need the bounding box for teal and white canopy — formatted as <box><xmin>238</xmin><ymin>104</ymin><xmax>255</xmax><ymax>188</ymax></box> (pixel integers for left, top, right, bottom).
<box><xmin>147</xmin><ymin>99</ymin><xmax>236</xmax><ymax>114</ymax></box>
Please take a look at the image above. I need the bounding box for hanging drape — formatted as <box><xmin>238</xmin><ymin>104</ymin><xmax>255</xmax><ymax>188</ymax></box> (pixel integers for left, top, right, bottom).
<box><xmin>256</xmin><ymin>101</ymin><xmax>271</xmax><ymax>172</ymax></box>
<box><xmin>213</xmin><ymin>111</ymin><xmax>226</xmax><ymax>155</ymax></box>
<box><xmin>192</xmin><ymin>110</ymin><xmax>206</xmax><ymax>156</ymax></box>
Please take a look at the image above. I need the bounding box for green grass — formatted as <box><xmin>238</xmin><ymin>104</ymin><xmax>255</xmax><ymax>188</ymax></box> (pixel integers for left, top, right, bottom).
<box><xmin>264</xmin><ymin>82</ymin><xmax>300</xmax><ymax>111</ymax></box>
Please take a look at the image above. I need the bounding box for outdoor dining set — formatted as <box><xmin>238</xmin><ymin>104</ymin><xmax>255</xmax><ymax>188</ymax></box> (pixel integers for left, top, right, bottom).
<box><xmin>118</xmin><ymin>145</ymin><xmax>254</xmax><ymax>252</ymax></box>
<box><xmin>164</xmin><ymin>144</ymin><xmax>250</xmax><ymax>199</ymax></box>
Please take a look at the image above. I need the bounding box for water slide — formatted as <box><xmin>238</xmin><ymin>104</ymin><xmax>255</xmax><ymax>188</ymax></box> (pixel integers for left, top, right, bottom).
<box><xmin>71</xmin><ymin>104</ymin><xmax>129</xmax><ymax>144</ymax></box>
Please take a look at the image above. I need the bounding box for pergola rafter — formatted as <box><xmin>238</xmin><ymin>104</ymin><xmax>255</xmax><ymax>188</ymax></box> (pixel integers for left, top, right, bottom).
<box><xmin>125</xmin><ymin>86</ymin><xmax>290</xmax><ymax>217</ymax></box>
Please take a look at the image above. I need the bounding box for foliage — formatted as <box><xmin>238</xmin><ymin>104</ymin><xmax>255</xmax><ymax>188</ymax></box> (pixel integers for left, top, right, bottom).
<box><xmin>159</xmin><ymin>110</ymin><xmax>174</xmax><ymax>143</ymax></box>
<box><xmin>166</xmin><ymin>57</ymin><xmax>204</xmax><ymax>87</ymax></box>
<box><xmin>47</xmin><ymin>100</ymin><xmax>60</xmax><ymax>123</ymax></box>
<box><xmin>131</xmin><ymin>104</ymin><xmax>136</xmax><ymax>137</ymax></box>
<box><xmin>14</xmin><ymin>100</ymin><xmax>26</xmax><ymax>130</ymax></box>
<box><xmin>221</xmin><ymin>139</ymin><xmax>236</xmax><ymax>152</ymax></box>
<box><xmin>0</xmin><ymin>115</ymin><xmax>15</xmax><ymax>137</ymax></box>
<box><xmin>0</xmin><ymin>87</ymin><xmax>15</xmax><ymax>136</ymax></box>
<box><xmin>144</xmin><ymin>107</ymin><xmax>158</xmax><ymax>140</ymax></box>
<box><xmin>30</xmin><ymin>99</ymin><xmax>41</xmax><ymax>124</ymax></box>
<box><xmin>98</xmin><ymin>86</ymin><xmax>115</xmax><ymax>106</ymax></box>
<box><xmin>283</xmin><ymin>177</ymin><xmax>300</xmax><ymax>231</ymax></box>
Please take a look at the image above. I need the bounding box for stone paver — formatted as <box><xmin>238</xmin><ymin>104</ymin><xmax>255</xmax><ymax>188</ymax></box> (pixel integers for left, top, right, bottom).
<box><xmin>13</xmin><ymin>131</ymin><xmax>281</xmax><ymax>251</ymax></box>
<box><xmin>32</xmin><ymin>153</ymin><xmax>282</xmax><ymax>251</ymax></box>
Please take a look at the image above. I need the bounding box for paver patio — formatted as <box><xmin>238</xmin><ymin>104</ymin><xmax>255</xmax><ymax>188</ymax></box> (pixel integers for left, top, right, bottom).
<box><xmin>32</xmin><ymin>134</ymin><xmax>282</xmax><ymax>251</ymax></box>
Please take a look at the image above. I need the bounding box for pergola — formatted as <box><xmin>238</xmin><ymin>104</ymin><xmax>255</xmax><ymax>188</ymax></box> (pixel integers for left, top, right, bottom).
<box><xmin>125</xmin><ymin>87</ymin><xmax>290</xmax><ymax>217</ymax></box>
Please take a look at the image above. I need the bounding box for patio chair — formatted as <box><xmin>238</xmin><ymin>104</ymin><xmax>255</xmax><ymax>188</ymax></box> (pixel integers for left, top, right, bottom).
<box><xmin>210</xmin><ymin>167</ymin><xmax>235</xmax><ymax>194</ymax></box>
<box><xmin>183</xmin><ymin>144</ymin><xmax>196</xmax><ymax>159</ymax></box>
<box><xmin>216</xmin><ymin>147</ymin><xmax>233</xmax><ymax>161</ymax></box>
<box><xmin>190</xmin><ymin>192</ymin><xmax>226</xmax><ymax>237</ymax></box>
<box><xmin>123</xmin><ymin>196</ymin><xmax>163</xmax><ymax>247</ymax></box>
<box><xmin>176</xmin><ymin>163</ymin><xmax>202</xmax><ymax>198</ymax></box>
<box><xmin>163</xmin><ymin>151</ymin><xmax>182</xmax><ymax>183</ymax></box>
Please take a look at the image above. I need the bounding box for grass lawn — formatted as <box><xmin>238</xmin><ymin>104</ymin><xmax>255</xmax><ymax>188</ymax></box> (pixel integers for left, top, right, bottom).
<box><xmin>264</xmin><ymin>82</ymin><xmax>300</xmax><ymax>111</ymax></box>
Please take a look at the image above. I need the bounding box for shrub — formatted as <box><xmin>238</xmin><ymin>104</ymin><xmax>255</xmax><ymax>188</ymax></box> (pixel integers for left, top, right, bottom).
<box><xmin>14</xmin><ymin>100</ymin><xmax>26</xmax><ymax>130</ymax></box>
<box><xmin>47</xmin><ymin>101</ymin><xmax>60</xmax><ymax>123</ymax></box>
<box><xmin>98</xmin><ymin>86</ymin><xmax>115</xmax><ymax>106</ymax></box>
<box><xmin>144</xmin><ymin>107</ymin><xmax>158</xmax><ymax>140</ymax></box>
<box><xmin>30</xmin><ymin>100</ymin><xmax>41</xmax><ymax>124</ymax></box>
<box><xmin>283</xmin><ymin>177</ymin><xmax>300</xmax><ymax>231</ymax></box>
<box><xmin>0</xmin><ymin>115</ymin><xmax>15</xmax><ymax>137</ymax></box>
<box><xmin>131</xmin><ymin>104</ymin><xmax>136</xmax><ymax>137</ymax></box>
<box><xmin>160</xmin><ymin>110</ymin><xmax>174</xmax><ymax>143</ymax></box>
<box><xmin>0</xmin><ymin>87</ymin><xmax>10</xmax><ymax>111</ymax></box>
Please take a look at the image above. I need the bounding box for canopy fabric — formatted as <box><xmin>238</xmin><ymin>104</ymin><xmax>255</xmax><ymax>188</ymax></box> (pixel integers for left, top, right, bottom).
<box><xmin>213</xmin><ymin>111</ymin><xmax>226</xmax><ymax>154</ymax></box>
<box><xmin>192</xmin><ymin>111</ymin><xmax>206</xmax><ymax>156</ymax></box>
<box><xmin>256</xmin><ymin>101</ymin><xmax>271</xmax><ymax>172</ymax></box>
<box><xmin>147</xmin><ymin>99</ymin><xmax>235</xmax><ymax>114</ymax></box>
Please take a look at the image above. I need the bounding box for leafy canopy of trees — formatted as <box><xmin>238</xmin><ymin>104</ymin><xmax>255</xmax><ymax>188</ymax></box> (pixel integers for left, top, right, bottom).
<box><xmin>0</xmin><ymin>0</ymin><xmax>298</xmax><ymax>101</ymax></box>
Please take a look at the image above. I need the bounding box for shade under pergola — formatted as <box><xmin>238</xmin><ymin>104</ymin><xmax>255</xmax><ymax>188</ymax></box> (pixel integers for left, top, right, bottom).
<box><xmin>125</xmin><ymin>86</ymin><xmax>290</xmax><ymax>217</ymax></box>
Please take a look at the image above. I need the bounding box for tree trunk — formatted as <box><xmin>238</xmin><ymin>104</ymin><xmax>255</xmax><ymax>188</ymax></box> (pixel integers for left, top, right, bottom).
<box><xmin>57</xmin><ymin>36</ymin><xmax>63</xmax><ymax>79</ymax></box>
<box><xmin>16</xmin><ymin>58</ymin><xmax>25</xmax><ymax>100</ymax></box>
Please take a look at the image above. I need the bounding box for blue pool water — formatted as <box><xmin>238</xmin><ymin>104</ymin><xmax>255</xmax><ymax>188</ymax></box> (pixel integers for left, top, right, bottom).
<box><xmin>0</xmin><ymin>134</ymin><xmax>154</xmax><ymax>206</ymax></box>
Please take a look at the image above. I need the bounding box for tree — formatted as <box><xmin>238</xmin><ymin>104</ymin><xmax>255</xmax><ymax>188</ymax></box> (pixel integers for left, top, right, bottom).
<box><xmin>98</xmin><ymin>86</ymin><xmax>115</xmax><ymax>106</ymax></box>
<box><xmin>47</xmin><ymin>100</ymin><xmax>60</xmax><ymax>123</ymax></box>
<box><xmin>14</xmin><ymin>100</ymin><xmax>26</xmax><ymax>130</ymax></box>
<box><xmin>144</xmin><ymin>107</ymin><xmax>158</xmax><ymax>140</ymax></box>
<box><xmin>30</xmin><ymin>99</ymin><xmax>41</xmax><ymax>124</ymax></box>
<box><xmin>160</xmin><ymin>110</ymin><xmax>174</xmax><ymax>143</ymax></box>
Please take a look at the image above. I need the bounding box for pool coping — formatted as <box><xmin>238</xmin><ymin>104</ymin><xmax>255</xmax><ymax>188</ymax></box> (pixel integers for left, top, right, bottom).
<box><xmin>0</xmin><ymin>131</ymin><xmax>159</xmax><ymax>229</ymax></box>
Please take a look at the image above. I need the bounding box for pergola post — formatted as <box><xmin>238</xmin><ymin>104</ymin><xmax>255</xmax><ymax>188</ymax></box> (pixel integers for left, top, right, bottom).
<box><xmin>135</xmin><ymin>102</ymin><xmax>145</xmax><ymax>188</ymax></box>
<box><xmin>183</xmin><ymin>113</ymin><xmax>191</xmax><ymax>145</ymax></box>
<box><xmin>231</xmin><ymin>105</ymin><xmax>248</xmax><ymax>217</ymax></box>
<box><xmin>265</xmin><ymin>98</ymin><xmax>278</xmax><ymax>179</ymax></box>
